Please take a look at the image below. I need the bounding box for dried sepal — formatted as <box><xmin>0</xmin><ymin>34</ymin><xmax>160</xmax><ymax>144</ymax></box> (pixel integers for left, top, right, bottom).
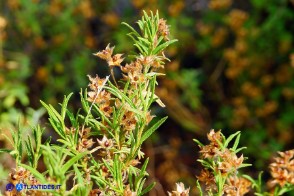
<box><xmin>123</xmin><ymin>185</ymin><xmax>137</xmax><ymax>196</ymax></box>
<box><xmin>168</xmin><ymin>182</ymin><xmax>190</xmax><ymax>196</ymax></box>
<box><xmin>77</xmin><ymin>138</ymin><xmax>94</xmax><ymax>152</ymax></box>
<box><xmin>197</xmin><ymin>169</ymin><xmax>216</xmax><ymax>191</ymax></box>
<box><xmin>224</xmin><ymin>176</ymin><xmax>251</xmax><ymax>196</ymax></box>
<box><xmin>121</xmin><ymin>111</ymin><xmax>137</xmax><ymax>132</ymax></box>
<box><xmin>158</xmin><ymin>18</ymin><xmax>170</xmax><ymax>41</ymax></box>
<box><xmin>93</xmin><ymin>43</ymin><xmax>114</xmax><ymax>60</ymax></box>
<box><xmin>107</xmin><ymin>53</ymin><xmax>124</xmax><ymax>66</ymax></box>
<box><xmin>87</xmin><ymin>75</ymin><xmax>107</xmax><ymax>91</ymax></box>
<box><xmin>269</xmin><ymin>149</ymin><xmax>294</xmax><ymax>187</ymax></box>
<box><xmin>121</xmin><ymin>61</ymin><xmax>143</xmax><ymax>74</ymax></box>
<box><xmin>97</xmin><ymin>135</ymin><xmax>113</xmax><ymax>149</ymax></box>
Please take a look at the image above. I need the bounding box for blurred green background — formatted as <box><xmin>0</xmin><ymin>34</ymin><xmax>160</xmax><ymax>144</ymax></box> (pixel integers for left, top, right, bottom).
<box><xmin>0</xmin><ymin>0</ymin><xmax>293</xmax><ymax>195</ymax></box>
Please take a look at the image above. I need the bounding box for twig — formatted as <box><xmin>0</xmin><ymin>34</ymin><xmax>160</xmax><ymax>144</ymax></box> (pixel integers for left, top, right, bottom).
<box><xmin>82</xmin><ymin>75</ymin><xmax>110</xmax><ymax>132</ymax></box>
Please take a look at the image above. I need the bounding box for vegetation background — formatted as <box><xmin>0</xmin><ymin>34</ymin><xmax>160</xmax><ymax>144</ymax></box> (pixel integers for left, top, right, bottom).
<box><xmin>0</xmin><ymin>0</ymin><xmax>293</xmax><ymax>195</ymax></box>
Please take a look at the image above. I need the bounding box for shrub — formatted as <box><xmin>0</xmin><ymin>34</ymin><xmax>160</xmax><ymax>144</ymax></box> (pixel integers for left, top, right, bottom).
<box><xmin>0</xmin><ymin>11</ymin><xmax>177</xmax><ymax>195</ymax></box>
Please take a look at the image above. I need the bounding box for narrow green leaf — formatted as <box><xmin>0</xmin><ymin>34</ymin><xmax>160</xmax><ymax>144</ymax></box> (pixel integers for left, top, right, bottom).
<box><xmin>193</xmin><ymin>139</ymin><xmax>204</xmax><ymax>147</ymax></box>
<box><xmin>140</xmin><ymin>158</ymin><xmax>149</xmax><ymax>175</ymax></box>
<box><xmin>232</xmin><ymin>132</ymin><xmax>241</xmax><ymax>151</ymax></box>
<box><xmin>105</xmin><ymin>83</ymin><xmax>136</xmax><ymax>108</ymax></box>
<box><xmin>90</xmin><ymin>175</ymin><xmax>107</xmax><ymax>187</ymax></box>
<box><xmin>224</xmin><ymin>131</ymin><xmax>241</xmax><ymax>149</ymax></box>
<box><xmin>66</xmin><ymin>110</ymin><xmax>78</xmax><ymax>128</ymax></box>
<box><xmin>243</xmin><ymin>174</ymin><xmax>257</xmax><ymax>188</ymax></box>
<box><xmin>126</xmin><ymin>107</ymin><xmax>145</xmax><ymax>119</ymax></box>
<box><xmin>155</xmin><ymin>36</ymin><xmax>164</xmax><ymax>47</ymax></box>
<box><xmin>35</xmin><ymin>126</ymin><xmax>44</xmax><ymax>149</ymax></box>
<box><xmin>41</xmin><ymin>100</ymin><xmax>66</xmax><ymax>139</ymax></box>
<box><xmin>61</xmin><ymin>93</ymin><xmax>73</xmax><ymax>120</ymax></box>
<box><xmin>238</xmin><ymin>163</ymin><xmax>252</xmax><ymax>169</ymax></box>
<box><xmin>61</xmin><ymin>152</ymin><xmax>87</xmax><ymax>173</ymax></box>
<box><xmin>27</xmin><ymin>135</ymin><xmax>34</xmax><ymax>151</ymax></box>
<box><xmin>143</xmin><ymin>11</ymin><xmax>153</xmax><ymax>39</ymax></box>
<box><xmin>40</xmin><ymin>101</ymin><xmax>60</xmax><ymax>122</ymax></box>
<box><xmin>48</xmin><ymin>118</ymin><xmax>66</xmax><ymax>139</ymax></box>
<box><xmin>56</xmin><ymin>138</ymin><xmax>72</xmax><ymax>147</ymax></box>
<box><xmin>137</xmin><ymin>178</ymin><xmax>146</xmax><ymax>194</ymax></box>
<box><xmin>257</xmin><ymin>171</ymin><xmax>263</xmax><ymax>189</ymax></box>
<box><xmin>9</xmin><ymin>150</ymin><xmax>18</xmax><ymax>156</ymax></box>
<box><xmin>152</xmin><ymin>39</ymin><xmax>178</xmax><ymax>55</ymax></box>
<box><xmin>41</xmin><ymin>145</ymin><xmax>61</xmax><ymax>176</ymax></box>
<box><xmin>140</xmin><ymin>182</ymin><xmax>155</xmax><ymax>196</ymax></box>
<box><xmin>134</xmin><ymin>43</ymin><xmax>148</xmax><ymax>55</ymax></box>
<box><xmin>129</xmin><ymin>165</ymin><xmax>140</xmax><ymax>176</ymax></box>
<box><xmin>136</xmin><ymin>40</ymin><xmax>149</xmax><ymax>52</ymax></box>
<box><xmin>1</xmin><ymin>133</ymin><xmax>14</xmax><ymax>147</ymax></box>
<box><xmin>48</xmin><ymin>105</ymin><xmax>63</xmax><ymax>123</ymax></box>
<box><xmin>73</xmin><ymin>164</ymin><xmax>85</xmax><ymax>186</ymax></box>
<box><xmin>51</xmin><ymin>145</ymin><xmax>74</xmax><ymax>157</ymax></box>
<box><xmin>113</xmin><ymin>155</ymin><xmax>123</xmax><ymax>191</ymax></box>
<box><xmin>121</xmin><ymin>22</ymin><xmax>140</xmax><ymax>38</ymax></box>
<box><xmin>19</xmin><ymin>163</ymin><xmax>47</xmax><ymax>183</ymax></box>
<box><xmin>141</xmin><ymin>117</ymin><xmax>168</xmax><ymax>144</ymax></box>
<box><xmin>33</xmin><ymin>126</ymin><xmax>37</xmax><ymax>142</ymax></box>
<box><xmin>127</xmin><ymin>33</ymin><xmax>138</xmax><ymax>45</ymax></box>
<box><xmin>16</xmin><ymin>128</ymin><xmax>22</xmax><ymax>160</ymax></box>
<box><xmin>196</xmin><ymin>180</ymin><xmax>203</xmax><ymax>196</ymax></box>
<box><xmin>87</xmin><ymin>118</ymin><xmax>110</xmax><ymax>133</ymax></box>
<box><xmin>149</xmin><ymin>11</ymin><xmax>156</xmax><ymax>36</ymax></box>
<box><xmin>137</xmin><ymin>21</ymin><xmax>144</xmax><ymax>32</ymax></box>
<box><xmin>155</xmin><ymin>10</ymin><xmax>159</xmax><ymax>21</ymax></box>
<box><xmin>80</xmin><ymin>89</ymin><xmax>90</xmax><ymax>112</ymax></box>
<box><xmin>128</xmin><ymin>173</ymin><xmax>134</xmax><ymax>190</ymax></box>
<box><xmin>235</xmin><ymin>146</ymin><xmax>247</xmax><ymax>153</ymax></box>
<box><xmin>138</xmin><ymin>37</ymin><xmax>150</xmax><ymax>46</ymax></box>
<box><xmin>25</xmin><ymin>137</ymin><xmax>33</xmax><ymax>166</ymax></box>
<box><xmin>0</xmin><ymin>149</ymin><xmax>12</xmax><ymax>153</ymax></box>
<box><xmin>43</xmin><ymin>136</ymin><xmax>51</xmax><ymax>146</ymax></box>
<box><xmin>197</xmin><ymin>159</ymin><xmax>213</xmax><ymax>169</ymax></box>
